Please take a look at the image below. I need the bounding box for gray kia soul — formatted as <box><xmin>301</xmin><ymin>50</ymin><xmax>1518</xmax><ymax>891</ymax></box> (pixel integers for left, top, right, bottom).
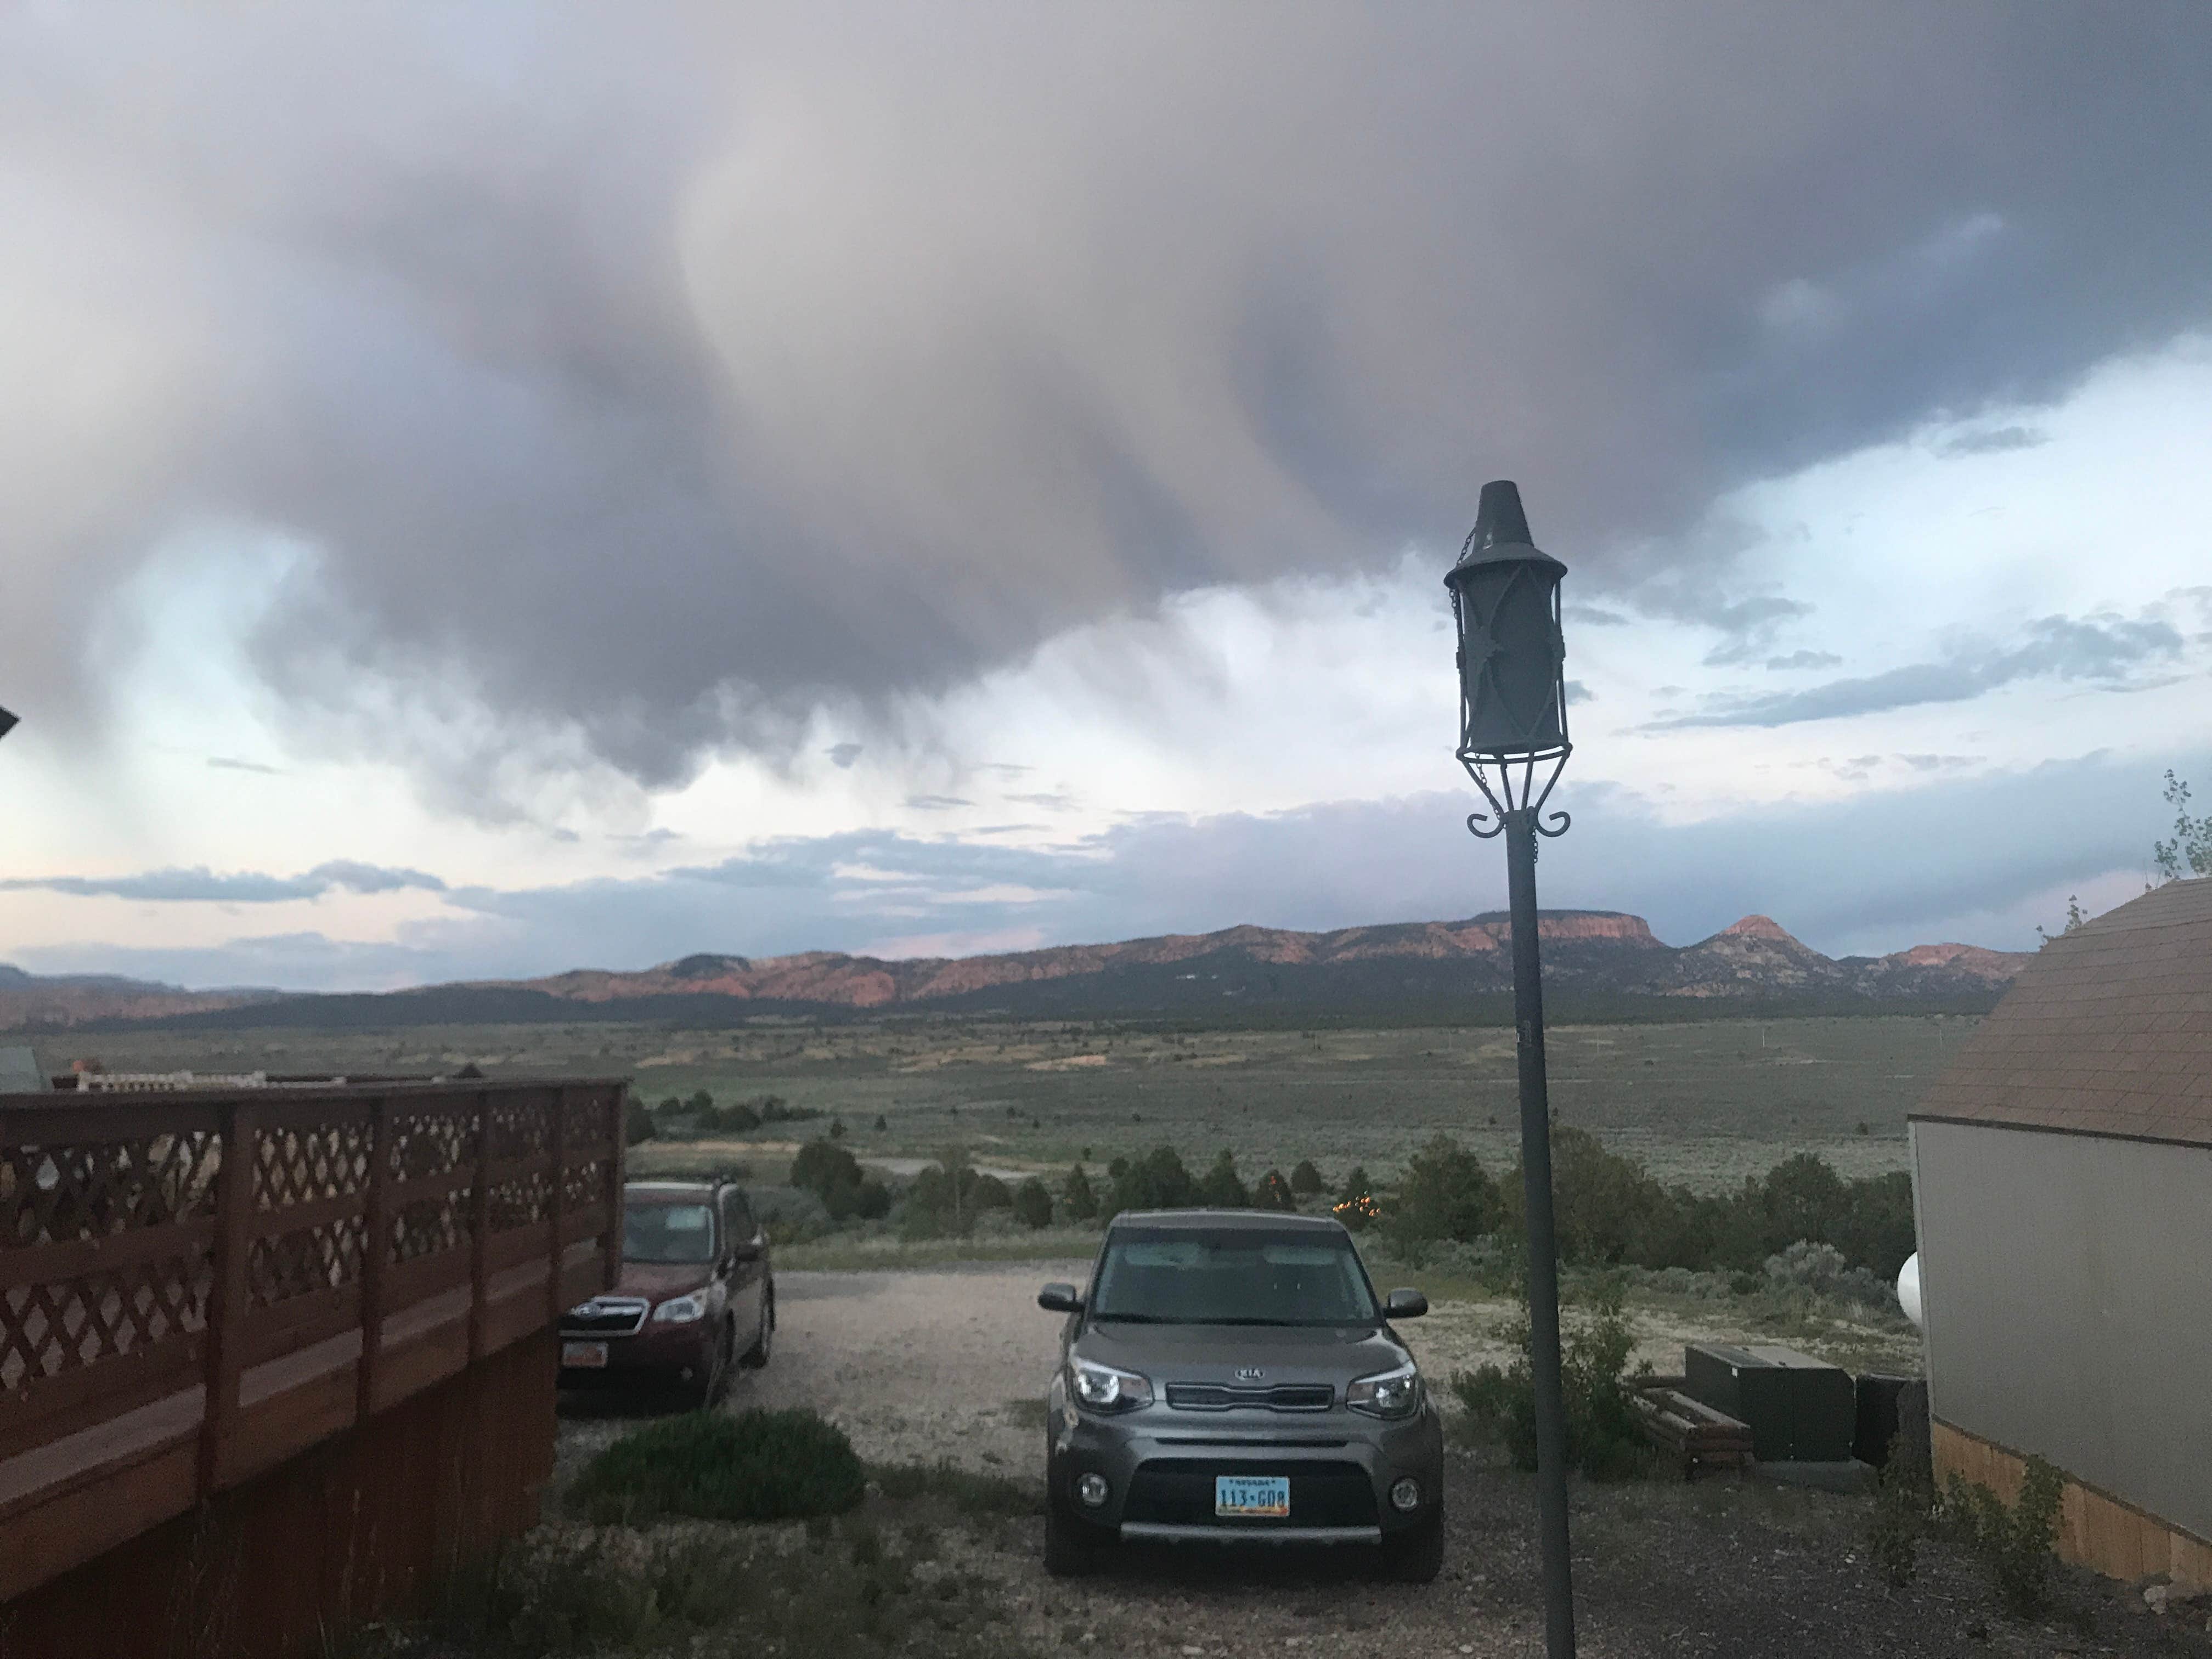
<box><xmin>1037</xmin><ymin>1209</ymin><xmax>1444</xmax><ymax>1581</ymax></box>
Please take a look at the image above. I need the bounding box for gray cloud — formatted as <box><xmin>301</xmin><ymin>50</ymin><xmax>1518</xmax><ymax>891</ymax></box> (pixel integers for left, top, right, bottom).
<box><xmin>826</xmin><ymin>743</ymin><xmax>864</xmax><ymax>770</ymax></box>
<box><xmin>905</xmin><ymin>794</ymin><xmax>973</xmax><ymax>811</ymax></box>
<box><xmin>0</xmin><ymin>861</ymin><xmax>446</xmax><ymax>904</ymax></box>
<box><xmin>1939</xmin><ymin>425</ymin><xmax>2049</xmax><ymax>456</ymax></box>
<box><xmin>207</xmin><ymin>755</ymin><xmax>283</xmax><ymax>775</ymax></box>
<box><xmin>3</xmin><ymin>8</ymin><xmax>2209</xmax><ymax>803</ymax></box>
<box><xmin>1766</xmin><ymin>650</ymin><xmax>1844</xmax><ymax>671</ymax></box>
<box><xmin>1656</xmin><ymin>613</ymin><xmax>2187</xmax><ymax>728</ymax></box>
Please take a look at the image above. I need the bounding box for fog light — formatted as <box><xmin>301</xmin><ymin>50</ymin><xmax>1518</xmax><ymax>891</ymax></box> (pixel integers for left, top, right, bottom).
<box><xmin>1076</xmin><ymin>1473</ymin><xmax>1110</xmax><ymax>1509</ymax></box>
<box><xmin>1389</xmin><ymin>1477</ymin><xmax>1421</xmax><ymax>1513</ymax></box>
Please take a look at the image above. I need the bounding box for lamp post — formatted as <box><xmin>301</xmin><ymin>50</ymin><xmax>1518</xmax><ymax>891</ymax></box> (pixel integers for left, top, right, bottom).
<box><xmin>1445</xmin><ymin>479</ymin><xmax>1576</xmax><ymax>1658</ymax></box>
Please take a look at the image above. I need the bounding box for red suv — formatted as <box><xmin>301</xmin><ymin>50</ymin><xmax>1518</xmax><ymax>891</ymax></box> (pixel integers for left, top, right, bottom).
<box><xmin>558</xmin><ymin>1179</ymin><xmax>775</xmax><ymax>1405</ymax></box>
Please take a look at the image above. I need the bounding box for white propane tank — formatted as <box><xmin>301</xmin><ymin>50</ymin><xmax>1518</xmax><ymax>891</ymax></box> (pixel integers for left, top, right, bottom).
<box><xmin>1897</xmin><ymin>1251</ymin><xmax>1923</xmax><ymax>1329</ymax></box>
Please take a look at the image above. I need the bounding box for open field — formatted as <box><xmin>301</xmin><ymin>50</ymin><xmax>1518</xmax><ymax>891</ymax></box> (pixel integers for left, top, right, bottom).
<box><xmin>44</xmin><ymin>1012</ymin><xmax>1972</xmax><ymax>1194</ymax></box>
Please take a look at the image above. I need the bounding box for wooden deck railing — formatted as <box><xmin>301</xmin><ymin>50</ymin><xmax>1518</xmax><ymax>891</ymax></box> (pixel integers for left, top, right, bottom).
<box><xmin>0</xmin><ymin>1080</ymin><xmax>625</xmax><ymax>1602</ymax></box>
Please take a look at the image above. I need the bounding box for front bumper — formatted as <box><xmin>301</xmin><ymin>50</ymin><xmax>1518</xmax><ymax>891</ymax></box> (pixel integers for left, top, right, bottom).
<box><xmin>556</xmin><ymin>1319</ymin><xmax>717</xmax><ymax>1387</ymax></box>
<box><xmin>1045</xmin><ymin>1374</ymin><xmax>1443</xmax><ymax>1544</ymax></box>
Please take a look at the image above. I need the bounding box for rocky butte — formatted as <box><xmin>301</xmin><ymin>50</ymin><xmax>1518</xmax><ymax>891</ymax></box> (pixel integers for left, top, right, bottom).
<box><xmin>0</xmin><ymin>911</ymin><xmax>2039</xmax><ymax>1032</ymax></box>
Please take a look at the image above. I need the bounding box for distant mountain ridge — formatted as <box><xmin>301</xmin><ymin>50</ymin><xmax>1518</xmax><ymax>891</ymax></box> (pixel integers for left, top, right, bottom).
<box><xmin>2</xmin><ymin>911</ymin><xmax>2037</xmax><ymax>1032</ymax></box>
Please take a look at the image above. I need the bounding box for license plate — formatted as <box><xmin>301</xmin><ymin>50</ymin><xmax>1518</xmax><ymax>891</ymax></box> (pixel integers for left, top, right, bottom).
<box><xmin>1215</xmin><ymin>1475</ymin><xmax>1290</xmax><ymax>1518</ymax></box>
<box><xmin>562</xmin><ymin>1341</ymin><xmax>609</xmax><ymax>1369</ymax></box>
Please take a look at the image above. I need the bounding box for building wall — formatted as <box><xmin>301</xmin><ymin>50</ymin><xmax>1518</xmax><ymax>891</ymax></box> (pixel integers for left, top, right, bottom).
<box><xmin>1912</xmin><ymin>1119</ymin><xmax>2212</xmax><ymax>1544</ymax></box>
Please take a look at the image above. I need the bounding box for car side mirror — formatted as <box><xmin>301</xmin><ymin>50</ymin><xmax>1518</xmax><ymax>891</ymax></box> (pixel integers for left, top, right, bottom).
<box><xmin>730</xmin><ymin>1239</ymin><xmax>762</xmax><ymax>1262</ymax></box>
<box><xmin>1385</xmin><ymin>1288</ymin><xmax>1428</xmax><ymax>1319</ymax></box>
<box><xmin>1037</xmin><ymin>1282</ymin><xmax>1084</xmax><ymax>1314</ymax></box>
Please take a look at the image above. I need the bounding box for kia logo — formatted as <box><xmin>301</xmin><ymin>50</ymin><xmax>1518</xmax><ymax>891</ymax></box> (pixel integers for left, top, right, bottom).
<box><xmin>1235</xmin><ymin>1367</ymin><xmax>1265</xmax><ymax>1381</ymax></box>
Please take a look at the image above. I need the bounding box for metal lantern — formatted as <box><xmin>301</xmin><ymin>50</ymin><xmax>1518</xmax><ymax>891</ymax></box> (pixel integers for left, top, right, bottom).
<box><xmin>1444</xmin><ymin>479</ymin><xmax>1568</xmax><ymax>763</ymax></box>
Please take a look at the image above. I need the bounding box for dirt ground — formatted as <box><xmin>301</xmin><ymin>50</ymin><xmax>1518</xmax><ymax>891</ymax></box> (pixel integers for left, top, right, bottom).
<box><xmin>555</xmin><ymin>1267</ymin><xmax>2212</xmax><ymax>1659</ymax></box>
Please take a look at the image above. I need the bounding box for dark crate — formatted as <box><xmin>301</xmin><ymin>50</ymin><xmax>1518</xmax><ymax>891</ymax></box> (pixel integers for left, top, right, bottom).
<box><xmin>1853</xmin><ymin>1374</ymin><xmax>1930</xmax><ymax>1467</ymax></box>
<box><xmin>1684</xmin><ymin>1344</ymin><xmax>1857</xmax><ymax>1463</ymax></box>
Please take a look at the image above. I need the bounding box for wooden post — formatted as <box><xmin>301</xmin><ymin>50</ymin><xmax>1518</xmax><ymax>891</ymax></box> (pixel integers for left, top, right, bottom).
<box><xmin>466</xmin><ymin>1091</ymin><xmax>492</xmax><ymax>1363</ymax></box>
<box><xmin>545</xmin><ymin>1086</ymin><xmax>566</xmax><ymax>1325</ymax></box>
<box><xmin>356</xmin><ymin>1096</ymin><xmax>391</xmax><ymax>1423</ymax></box>
<box><xmin>605</xmin><ymin>1085</ymin><xmax>625</xmax><ymax>1292</ymax></box>
<box><xmin>198</xmin><ymin>1099</ymin><xmax>258</xmax><ymax>1497</ymax></box>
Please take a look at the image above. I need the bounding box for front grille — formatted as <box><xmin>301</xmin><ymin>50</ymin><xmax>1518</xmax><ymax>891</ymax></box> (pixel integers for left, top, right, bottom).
<box><xmin>1123</xmin><ymin>1459</ymin><xmax>1377</xmax><ymax>1528</ymax></box>
<box><xmin>561</xmin><ymin>1299</ymin><xmax>648</xmax><ymax>1336</ymax></box>
<box><xmin>1166</xmin><ymin>1381</ymin><xmax>1333</xmax><ymax>1412</ymax></box>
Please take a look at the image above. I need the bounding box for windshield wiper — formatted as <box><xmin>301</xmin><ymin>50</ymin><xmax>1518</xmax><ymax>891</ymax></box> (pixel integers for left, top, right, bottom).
<box><xmin>1090</xmin><ymin>1311</ymin><xmax>1175</xmax><ymax>1323</ymax></box>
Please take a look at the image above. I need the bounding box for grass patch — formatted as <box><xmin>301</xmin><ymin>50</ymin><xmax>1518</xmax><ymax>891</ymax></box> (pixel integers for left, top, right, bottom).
<box><xmin>871</xmin><ymin>1459</ymin><xmax>1042</xmax><ymax>1519</ymax></box>
<box><xmin>425</xmin><ymin>1512</ymin><xmax>1031</xmax><ymax>1658</ymax></box>
<box><xmin>569</xmin><ymin>1409</ymin><xmax>866</xmax><ymax>1525</ymax></box>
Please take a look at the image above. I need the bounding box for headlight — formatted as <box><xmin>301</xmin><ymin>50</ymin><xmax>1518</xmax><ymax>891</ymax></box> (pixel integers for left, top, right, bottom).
<box><xmin>1068</xmin><ymin>1357</ymin><xmax>1153</xmax><ymax>1412</ymax></box>
<box><xmin>651</xmin><ymin>1294</ymin><xmax>707</xmax><ymax>1324</ymax></box>
<box><xmin>1346</xmin><ymin>1360</ymin><xmax>1421</xmax><ymax>1419</ymax></box>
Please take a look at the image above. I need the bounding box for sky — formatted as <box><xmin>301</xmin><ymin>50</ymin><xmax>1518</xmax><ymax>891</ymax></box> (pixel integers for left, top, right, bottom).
<box><xmin>2</xmin><ymin>4</ymin><xmax>2209</xmax><ymax>992</ymax></box>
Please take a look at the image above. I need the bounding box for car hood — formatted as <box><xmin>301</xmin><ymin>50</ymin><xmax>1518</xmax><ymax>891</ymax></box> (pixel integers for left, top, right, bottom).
<box><xmin>612</xmin><ymin>1261</ymin><xmax>714</xmax><ymax>1300</ymax></box>
<box><xmin>1074</xmin><ymin>1321</ymin><xmax>1413</xmax><ymax>1386</ymax></box>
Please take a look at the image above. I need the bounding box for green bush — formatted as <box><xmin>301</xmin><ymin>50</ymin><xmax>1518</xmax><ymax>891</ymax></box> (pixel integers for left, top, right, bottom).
<box><xmin>1254</xmin><ymin>1169</ymin><xmax>1297</xmax><ymax>1211</ymax></box>
<box><xmin>624</xmin><ymin>1099</ymin><xmax>657</xmax><ymax>1146</ymax></box>
<box><xmin>790</xmin><ymin>1137</ymin><xmax>891</xmax><ymax>1222</ymax></box>
<box><xmin>1060</xmin><ymin>1163</ymin><xmax>1099</xmax><ymax>1221</ymax></box>
<box><xmin>1448</xmin><ymin>1290</ymin><xmax>1658</xmax><ymax>1481</ymax></box>
<box><xmin>1944</xmin><ymin>1456</ymin><xmax>2064</xmax><ymax>1618</ymax></box>
<box><xmin>1383</xmin><ymin>1135</ymin><xmax>1497</xmax><ymax>1254</ymax></box>
<box><xmin>1196</xmin><ymin>1149</ymin><xmax>1249</xmax><ymax>1208</ymax></box>
<box><xmin>1012</xmin><ymin>1176</ymin><xmax>1054</xmax><ymax>1229</ymax></box>
<box><xmin>569</xmin><ymin>1409</ymin><xmax>866</xmax><ymax>1525</ymax></box>
<box><xmin>1289</xmin><ymin>1159</ymin><xmax>1325</xmax><ymax>1198</ymax></box>
<box><xmin>1869</xmin><ymin>1422</ymin><xmax>1934</xmax><ymax>1588</ymax></box>
<box><xmin>1107</xmin><ymin>1146</ymin><xmax>1194</xmax><ymax>1216</ymax></box>
<box><xmin>1332</xmin><ymin>1165</ymin><xmax>1376</xmax><ymax>1231</ymax></box>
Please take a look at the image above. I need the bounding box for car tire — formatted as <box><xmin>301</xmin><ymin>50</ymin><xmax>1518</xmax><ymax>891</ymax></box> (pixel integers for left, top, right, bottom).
<box><xmin>1043</xmin><ymin>1499</ymin><xmax>1109</xmax><ymax>1577</ymax></box>
<box><xmin>1374</xmin><ymin>1504</ymin><xmax>1444</xmax><ymax>1583</ymax></box>
<box><xmin>696</xmin><ymin>1320</ymin><xmax>733</xmax><ymax>1409</ymax></box>
<box><xmin>742</xmin><ymin>1286</ymin><xmax>775</xmax><ymax>1368</ymax></box>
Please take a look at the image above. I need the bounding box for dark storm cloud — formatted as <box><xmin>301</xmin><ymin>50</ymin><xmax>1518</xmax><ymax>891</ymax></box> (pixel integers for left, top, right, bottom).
<box><xmin>5</xmin><ymin>5</ymin><xmax>2211</xmax><ymax>804</ymax></box>
<box><xmin>1656</xmin><ymin>614</ymin><xmax>2187</xmax><ymax>729</ymax></box>
<box><xmin>0</xmin><ymin>861</ymin><xmax>445</xmax><ymax>903</ymax></box>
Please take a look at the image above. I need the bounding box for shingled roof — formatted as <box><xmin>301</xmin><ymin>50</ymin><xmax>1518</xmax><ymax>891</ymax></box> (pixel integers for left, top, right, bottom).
<box><xmin>1911</xmin><ymin>878</ymin><xmax>2212</xmax><ymax>1147</ymax></box>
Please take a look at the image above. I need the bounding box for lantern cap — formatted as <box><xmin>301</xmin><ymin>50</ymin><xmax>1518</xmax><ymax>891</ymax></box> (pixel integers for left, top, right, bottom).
<box><xmin>1446</xmin><ymin>479</ymin><xmax>1564</xmax><ymax>591</ymax></box>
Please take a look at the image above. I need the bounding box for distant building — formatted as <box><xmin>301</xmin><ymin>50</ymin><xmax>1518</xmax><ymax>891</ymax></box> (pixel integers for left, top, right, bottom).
<box><xmin>1910</xmin><ymin>878</ymin><xmax>2212</xmax><ymax>1592</ymax></box>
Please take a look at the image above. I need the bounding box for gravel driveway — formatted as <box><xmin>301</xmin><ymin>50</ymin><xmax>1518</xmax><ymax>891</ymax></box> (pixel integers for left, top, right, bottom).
<box><xmin>554</xmin><ymin>1266</ymin><xmax>2212</xmax><ymax>1658</ymax></box>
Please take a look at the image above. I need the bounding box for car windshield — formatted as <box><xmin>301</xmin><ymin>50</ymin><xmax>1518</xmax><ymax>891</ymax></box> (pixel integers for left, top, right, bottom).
<box><xmin>1088</xmin><ymin>1228</ymin><xmax>1379</xmax><ymax>1326</ymax></box>
<box><xmin>624</xmin><ymin>1202</ymin><xmax>717</xmax><ymax>1264</ymax></box>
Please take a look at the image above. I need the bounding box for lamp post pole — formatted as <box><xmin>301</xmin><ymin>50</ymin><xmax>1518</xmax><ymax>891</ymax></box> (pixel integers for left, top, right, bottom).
<box><xmin>1445</xmin><ymin>479</ymin><xmax>1576</xmax><ymax>1658</ymax></box>
<box><xmin>1505</xmin><ymin>804</ymin><xmax>1575</xmax><ymax>1658</ymax></box>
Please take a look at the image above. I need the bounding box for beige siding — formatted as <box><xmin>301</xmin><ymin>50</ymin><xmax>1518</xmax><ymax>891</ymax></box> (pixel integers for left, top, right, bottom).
<box><xmin>1913</xmin><ymin>1119</ymin><xmax>2212</xmax><ymax>1543</ymax></box>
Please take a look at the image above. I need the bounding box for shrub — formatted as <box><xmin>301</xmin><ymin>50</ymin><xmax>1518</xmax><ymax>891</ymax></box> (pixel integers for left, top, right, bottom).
<box><xmin>1060</xmin><ymin>1163</ymin><xmax>1099</xmax><ymax>1221</ymax></box>
<box><xmin>1944</xmin><ymin>1457</ymin><xmax>2064</xmax><ymax>1618</ymax></box>
<box><xmin>1448</xmin><ymin>1290</ymin><xmax>1657</xmax><ymax>1481</ymax></box>
<box><xmin>624</xmin><ymin>1099</ymin><xmax>657</xmax><ymax>1146</ymax></box>
<box><xmin>569</xmin><ymin>1409</ymin><xmax>867</xmax><ymax>1525</ymax></box>
<box><xmin>790</xmin><ymin>1138</ymin><xmax>893</xmax><ymax>1222</ymax></box>
<box><xmin>1196</xmin><ymin>1149</ymin><xmax>1249</xmax><ymax>1208</ymax></box>
<box><xmin>1108</xmin><ymin>1146</ymin><xmax>1194</xmax><ymax>1216</ymax></box>
<box><xmin>1289</xmin><ymin>1159</ymin><xmax>1325</xmax><ymax>1197</ymax></box>
<box><xmin>1869</xmin><ymin>1421</ymin><xmax>1934</xmax><ymax>1588</ymax></box>
<box><xmin>1254</xmin><ymin>1169</ymin><xmax>1297</xmax><ymax>1211</ymax></box>
<box><xmin>1012</xmin><ymin>1177</ymin><xmax>1054</xmax><ymax>1229</ymax></box>
<box><xmin>1383</xmin><ymin>1134</ymin><xmax>1497</xmax><ymax>1253</ymax></box>
<box><xmin>1763</xmin><ymin>1240</ymin><xmax>1892</xmax><ymax>1304</ymax></box>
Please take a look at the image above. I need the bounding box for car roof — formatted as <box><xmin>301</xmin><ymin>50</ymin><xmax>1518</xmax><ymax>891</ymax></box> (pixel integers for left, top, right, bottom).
<box><xmin>624</xmin><ymin>1180</ymin><xmax>724</xmax><ymax>1203</ymax></box>
<box><xmin>1107</xmin><ymin>1208</ymin><xmax>1346</xmax><ymax>1233</ymax></box>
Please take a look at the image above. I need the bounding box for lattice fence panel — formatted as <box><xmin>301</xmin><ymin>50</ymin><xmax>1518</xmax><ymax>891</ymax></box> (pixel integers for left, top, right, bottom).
<box><xmin>1</xmin><ymin>1250</ymin><xmax>211</xmax><ymax>1394</ymax></box>
<box><xmin>485</xmin><ymin>1097</ymin><xmax>551</xmax><ymax>1165</ymax></box>
<box><xmin>486</xmin><ymin>1169</ymin><xmax>552</xmax><ymax>1234</ymax></box>
<box><xmin>254</xmin><ymin>1120</ymin><xmax>373</xmax><ymax>1212</ymax></box>
<box><xmin>388</xmin><ymin>1105</ymin><xmax>475</xmax><ymax>1184</ymax></box>
<box><xmin>560</xmin><ymin>1155</ymin><xmax>608</xmax><ymax>1215</ymax></box>
<box><xmin>1</xmin><ymin>1130</ymin><xmax>222</xmax><ymax>1247</ymax></box>
<box><xmin>248</xmin><ymin>1216</ymin><xmax>367</xmax><ymax>1308</ymax></box>
<box><xmin>391</xmin><ymin>1190</ymin><xmax>470</xmax><ymax>1265</ymax></box>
